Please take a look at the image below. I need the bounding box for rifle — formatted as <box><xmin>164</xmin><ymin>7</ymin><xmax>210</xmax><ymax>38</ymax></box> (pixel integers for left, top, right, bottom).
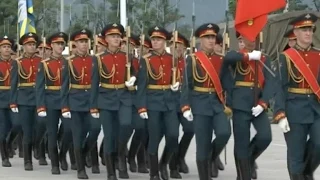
<box><xmin>253</xmin><ymin>32</ymin><xmax>263</xmax><ymax>105</ymax></box>
<box><xmin>42</xmin><ymin>36</ymin><xmax>46</xmax><ymax>59</ymax></box>
<box><xmin>126</xmin><ymin>26</ymin><xmax>131</xmax><ymax>81</ymax></box>
<box><xmin>171</xmin><ymin>30</ymin><xmax>178</xmax><ymax>85</ymax></box>
<box><xmin>139</xmin><ymin>23</ymin><xmax>145</xmax><ymax>59</ymax></box>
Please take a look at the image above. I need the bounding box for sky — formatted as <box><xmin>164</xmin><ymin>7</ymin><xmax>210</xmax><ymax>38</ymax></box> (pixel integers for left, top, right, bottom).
<box><xmin>63</xmin><ymin>0</ymin><xmax>317</xmax><ymax>29</ymax></box>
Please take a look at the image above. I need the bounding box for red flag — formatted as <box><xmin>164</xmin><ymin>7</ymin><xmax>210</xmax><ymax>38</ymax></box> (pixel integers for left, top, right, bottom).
<box><xmin>235</xmin><ymin>0</ymin><xmax>286</xmax><ymax>41</ymax></box>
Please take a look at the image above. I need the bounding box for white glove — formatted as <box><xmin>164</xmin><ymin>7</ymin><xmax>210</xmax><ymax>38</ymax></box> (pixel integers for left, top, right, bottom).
<box><xmin>125</xmin><ymin>76</ymin><xmax>137</xmax><ymax>87</ymax></box>
<box><xmin>251</xmin><ymin>105</ymin><xmax>264</xmax><ymax>117</ymax></box>
<box><xmin>278</xmin><ymin>117</ymin><xmax>290</xmax><ymax>133</ymax></box>
<box><xmin>38</xmin><ymin>111</ymin><xmax>47</xmax><ymax>117</ymax></box>
<box><xmin>248</xmin><ymin>50</ymin><xmax>261</xmax><ymax>61</ymax></box>
<box><xmin>139</xmin><ymin>112</ymin><xmax>148</xmax><ymax>119</ymax></box>
<box><xmin>183</xmin><ymin>110</ymin><xmax>193</xmax><ymax>121</ymax></box>
<box><xmin>170</xmin><ymin>82</ymin><xmax>180</xmax><ymax>92</ymax></box>
<box><xmin>62</xmin><ymin>111</ymin><xmax>71</xmax><ymax>118</ymax></box>
<box><xmin>11</xmin><ymin>107</ymin><xmax>19</xmax><ymax>113</ymax></box>
<box><xmin>91</xmin><ymin>113</ymin><xmax>100</xmax><ymax>119</ymax></box>
<box><xmin>135</xmin><ymin>86</ymin><xmax>138</xmax><ymax>90</ymax></box>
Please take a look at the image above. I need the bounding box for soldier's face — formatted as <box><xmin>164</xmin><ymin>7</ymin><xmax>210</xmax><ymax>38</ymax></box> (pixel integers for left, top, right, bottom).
<box><xmin>51</xmin><ymin>42</ymin><xmax>65</xmax><ymax>55</ymax></box>
<box><xmin>75</xmin><ymin>39</ymin><xmax>89</xmax><ymax>53</ymax></box>
<box><xmin>106</xmin><ymin>34</ymin><xmax>121</xmax><ymax>48</ymax></box>
<box><xmin>288</xmin><ymin>39</ymin><xmax>296</xmax><ymax>47</ymax></box>
<box><xmin>214</xmin><ymin>44</ymin><xmax>222</xmax><ymax>53</ymax></box>
<box><xmin>23</xmin><ymin>42</ymin><xmax>36</xmax><ymax>54</ymax></box>
<box><xmin>45</xmin><ymin>48</ymin><xmax>52</xmax><ymax>57</ymax></box>
<box><xmin>243</xmin><ymin>37</ymin><xmax>255</xmax><ymax>51</ymax></box>
<box><xmin>200</xmin><ymin>35</ymin><xmax>215</xmax><ymax>51</ymax></box>
<box><xmin>0</xmin><ymin>44</ymin><xmax>12</xmax><ymax>56</ymax></box>
<box><xmin>294</xmin><ymin>27</ymin><xmax>313</xmax><ymax>45</ymax></box>
<box><xmin>97</xmin><ymin>44</ymin><xmax>106</xmax><ymax>53</ymax></box>
<box><xmin>238</xmin><ymin>39</ymin><xmax>245</xmax><ymax>50</ymax></box>
<box><xmin>170</xmin><ymin>43</ymin><xmax>185</xmax><ymax>57</ymax></box>
<box><xmin>151</xmin><ymin>37</ymin><xmax>165</xmax><ymax>51</ymax></box>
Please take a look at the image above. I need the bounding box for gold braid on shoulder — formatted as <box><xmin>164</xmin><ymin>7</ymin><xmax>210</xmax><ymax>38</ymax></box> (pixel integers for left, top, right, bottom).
<box><xmin>0</xmin><ymin>68</ymin><xmax>9</xmax><ymax>82</ymax></box>
<box><xmin>42</xmin><ymin>61</ymin><xmax>60</xmax><ymax>82</ymax></box>
<box><xmin>144</xmin><ymin>55</ymin><xmax>162</xmax><ymax>80</ymax></box>
<box><xmin>284</xmin><ymin>54</ymin><xmax>303</xmax><ymax>83</ymax></box>
<box><xmin>68</xmin><ymin>59</ymin><xmax>84</xmax><ymax>81</ymax></box>
<box><xmin>16</xmin><ymin>60</ymin><xmax>32</xmax><ymax>80</ymax></box>
<box><xmin>191</xmin><ymin>55</ymin><xmax>208</xmax><ymax>83</ymax></box>
<box><xmin>97</xmin><ymin>55</ymin><xmax>115</xmax><ymax>79</ymax></box>
<box><xmin>235</xmin><ymin>61</ymin><xmax>250</xmax><ymax>77</ymax></box>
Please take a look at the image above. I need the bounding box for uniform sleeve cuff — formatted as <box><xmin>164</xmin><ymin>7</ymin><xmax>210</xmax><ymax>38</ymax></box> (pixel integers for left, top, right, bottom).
<box><xmin>258</xmin><ymin>100</ymin><xmax>268</xmax><ymax>110</ymax></box>
<box><xmin>61</xmin><ymin>107</ymin><xmax>70</xmax><ymax>113</ymax></box>
<box><xmin>181</xmin><ymin>105</ymin><xmax>190</xmax><ymax>113</ymax></box>
<box><xmin>138</xmin><ymin>108</ymin><xmax>147</xmax><ymax>114</ymax></box>
<box><xmin>274</xmin><ymin>111</ymin><xmax>286</xmax><ymax>122</ymax></box>
<box><xmin>37</xmin><ymin>107</ymin><xmax>46</xmax><ymax>113</ymax></box>
<box><xmin>90</xmin><ymin>108</ymin><xmax>99</xmax><ymax>113</ymax></box>
<box><xmin>9</xmin><ymin>104</ymin><xmax>17</xmax><ymax>108</ymax></box>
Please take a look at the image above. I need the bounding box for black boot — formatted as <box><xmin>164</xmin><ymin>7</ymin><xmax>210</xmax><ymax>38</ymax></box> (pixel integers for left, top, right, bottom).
<box><xmin>118</xmin><ymin>142</ymin><xmax>129</xmax><ymax>179</ymax></box>
<box><xmin>99</xmin><ymin>140</ymin><xmax>105</xmax><ymax>165</ymax></box>
<box><xmin>236</xmin><ymin>158</ymin><xmax>251</xmax><ymax>180</ymax></box>
<box><xmin>69</xmin><ymin>144</ymin><xmax>77</xmax><ymax>170</ymax></box>
<box><xmin>290</xmin><ymin>174</ymin><xmax>306</xmax><ymax>180</ymax></box>
<box><xmin>24</xmin><ymin>144</ymin><xmax>33</xmax><ymax>171</ymax></box>
<box><xmin>59</xmin><ymin>142</ymin><xmax>69</xmax><ymax>171</ymax></box>
<box><xmin>159</xmin><ymin>149</ymin><xmax>174</xmax><ymax>180</ymax></box>
<box><xmin>128</xmin><ymin>133</ymin><xmax>140</xmax><ymax>173</ymax></box>
<box><xmin>215</xmin><ymin>156</ymin><xmax>224</xmax><ymax>170</ymax></box>
<box><xmin>18</xmin><ymin>134</ymin><xmax>23</xmax><ymax>158</ymax></box>
<box><xmin>38</xmin><ymin>141</ymin><xmax>48</xmax><ymax>165</ymax></box>
<box><xmin>196</xmin><ymin>160</ymin><xmax>210</xmax><ymax>180</ymax></box>
<box><xmin>169</xmin><ymin>153</ymin><xmax>182</xmax><ymax>179</ymax></box>
<box><xmin>0</xmin><ymin>140</ymin><xmax>11</xmax><ymax>167</ymax></box>
<box><xmin>251</xmin><ymin>161</ymin><xmax>258</xmax><ymax>179</ymax></box>
<box><xmin>74</xmin><ymin>148</ymin><xmax>88</xmax><ymax>179</ymax></box>
<box><xmin>303</xmin><ymin>144</ymin><xmax>320</xmax><ymax>180</ymax></box>
<box><xmin>177</xmin><ymin>132</ymin><xmax>193</xmax><ymax>174</ymax></box>
<box><xmin>6</xmin><ymin>131</ymin><xmax>18</xmax><ymax>158</ymax></box>
<box><xmin>149</xmin><ymin>153</ymin><xmax>160</xmax><ymax>180</ymax></box>
<box><xmin>91</xmin><ymin>144</ymin><xmax>100</xmax><ymax>174</ymax></box>
<box><xmin>210</xmin><ymin>158</ymin><xmax>218</xmax><ymax>178</ymax></box>
<box><xmin>105</xmin><ymin>153</ymin><xmax>118</xmax><ymax>180</ymax></box>
<box><xmin>50</xmin><ymin>147</ymin><xmax>60</xmax><ymax>175</ymax></box>
<box><xmin>137</xmin><ymin>145</ymin><xmax>149</xmax><ymax>173</ymax></box>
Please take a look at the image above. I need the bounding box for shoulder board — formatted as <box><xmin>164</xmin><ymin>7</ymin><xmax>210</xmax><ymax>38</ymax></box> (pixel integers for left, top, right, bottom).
<box><xmin>143</xmin><ymin>53</ymin><xmax>152</xmax><ymax>59</ymax></box>
<box><xmin>215</xmin><ymin>52</ymin><xmax>224</xmax><ymax>57</ymax></box>
<box><xmin>312</xmin><ymin>47</ymin><xmax>320</xmax><ymax>51</ymax></box>
<box><xmin>41</xmin><ymin>58</ymin><xmax>50</xmax><ymax>62</ymax></box>
<box><xmin>67</xmin><ymin>55</ymin><xmax>75</xmax><ymax>60</ymax></box>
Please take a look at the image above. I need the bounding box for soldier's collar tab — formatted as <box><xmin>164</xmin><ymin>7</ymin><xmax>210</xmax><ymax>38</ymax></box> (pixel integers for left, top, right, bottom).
<box><xmin>106</xmin><ymin>48</ymin><xmax>120</xmax><ymax>54</ymax></box>
<box><xmin>152</xmin><ymin>50</ymin><xmax>166</xmax><ymax>56</ymax></box>
<box><xmin>295</xmin><ymin>44</ymin><xmax>312</xmax><ymax>52</ymax></box>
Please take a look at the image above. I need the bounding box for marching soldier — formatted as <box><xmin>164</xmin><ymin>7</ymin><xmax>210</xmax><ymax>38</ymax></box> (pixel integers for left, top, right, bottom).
<box><xmin>35</xmin><ymin>32</ymin><xmax>68</xmax><ymax>175</ymax></box>
<box><xmin>128</xmin><ymin>35</ymin><xmax>151</xmax><ymax>174</ymax></box>
<box><xmin>223</xmin><ymin>31</ymin><xmax>274</xmax><ymax>180</ymax></box>
<box><xmin>90</xmin><ymin>23</ymin><xmax>136</xmax><ymax>179</ymax></box>
<box><xmin>210</xmin><ymin>33</ymin><xmax>226</xmax><ymax>178</ymax></box>
<box><xmin>60</xmin><ymin>29</ymin><xmax>93</xmax><ymax>179</ymax></box>
<box><xmin>180</xmin><ymin>23</ymin><xmax>232</xmax><ymax>180</ymax></box>
<box><xmin>283</xmin><ymin>28</ymin><xmax>297</xmax><ymax>51</ymax></box>
<box><xmin>10</xmin><ymin>32</ymin><xmax>42</xmax><ymax>171</ymax></box>
<box><xmin>274</xmin><ymin>13</ymin><xmax>320</xmax><ymax>180</ymax></box>
<box><xmin>0</xmin><ymin>35</ymin><xmax>14</xmax><ymax>167</ymax></box>
<box><xmin>136</xmin><ymin>26</ymin><xmax>180</xmax><ymax>180</ymax></box>
<box><xmin>162</xmin><ymin>32</ymin><xmax>193</xmax><ymax>179</ymax></box>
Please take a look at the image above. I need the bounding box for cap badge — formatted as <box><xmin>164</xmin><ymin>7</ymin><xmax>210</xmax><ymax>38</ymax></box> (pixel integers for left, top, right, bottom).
<box><xmin>81</xmin><ymin>29</ymin><xmax>86</xmax><ymax>33</ymax></box>
<box><xmin>4</xmin><ymin>35</ymin><xmax>8</xmax><ymax>39</ymax></box>
<box><xmin>207</xmin><ymin>24</ymin><xmax>213</xmax><ymax>28</ymax></box>
<box><xmin>112</xmin><ymin>23</ymin><xmax>117</xmax><ymax>27</ymax></box>
<box><xmin>154</xmin><ymin>26</ymin><xmax>159</xmax><ymax>30</ymax></box>
<box><xmin>28</xmin><ymin>33</ymin><xmax>33</xmax><ymax>36</ymax></box>
<box><xmin>305</xmin><ymin>14</ymin><xmax>311</xmax><ymax>19</ymax></box>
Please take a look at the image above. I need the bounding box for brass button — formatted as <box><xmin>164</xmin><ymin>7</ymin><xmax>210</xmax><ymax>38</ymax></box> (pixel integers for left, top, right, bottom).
<box><xmin>305</xmin><ymin>54</ymin><xmax>308</xmax><ymax>57</ymax></box>
<box><xmin>116</xmin><ymin>72</ymin><xmax>119</xmax><ymax>74</ymax></box>
<box><xmin>116</xmin><ymin>64</ymin><xmax>118</xmax><ymax>66</ymax></box>
<box><xmin>114</xmin><ymin>56</ymin><xmax>117</xmax><ymax>58</ymax></box>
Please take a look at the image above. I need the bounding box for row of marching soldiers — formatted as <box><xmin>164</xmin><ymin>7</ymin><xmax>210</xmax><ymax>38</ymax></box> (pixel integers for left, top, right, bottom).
<box><xmin>0</xmin><ymin>12</ymin><xmax>320</xmax><ymax>180</ymax></box>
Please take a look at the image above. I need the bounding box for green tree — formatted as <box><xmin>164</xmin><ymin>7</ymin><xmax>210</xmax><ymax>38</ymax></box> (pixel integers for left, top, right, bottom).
<box><xmin>312</xmin><ymin>0</ymin><xmax>320</xmax><ymax>11</ymax></box>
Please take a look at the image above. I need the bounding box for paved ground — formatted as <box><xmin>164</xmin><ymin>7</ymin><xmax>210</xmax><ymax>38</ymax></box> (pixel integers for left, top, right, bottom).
<box><xmin>0</xmin><ymin>124</ymin><xmax>319</xmax><ymax>180</ymax></box>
